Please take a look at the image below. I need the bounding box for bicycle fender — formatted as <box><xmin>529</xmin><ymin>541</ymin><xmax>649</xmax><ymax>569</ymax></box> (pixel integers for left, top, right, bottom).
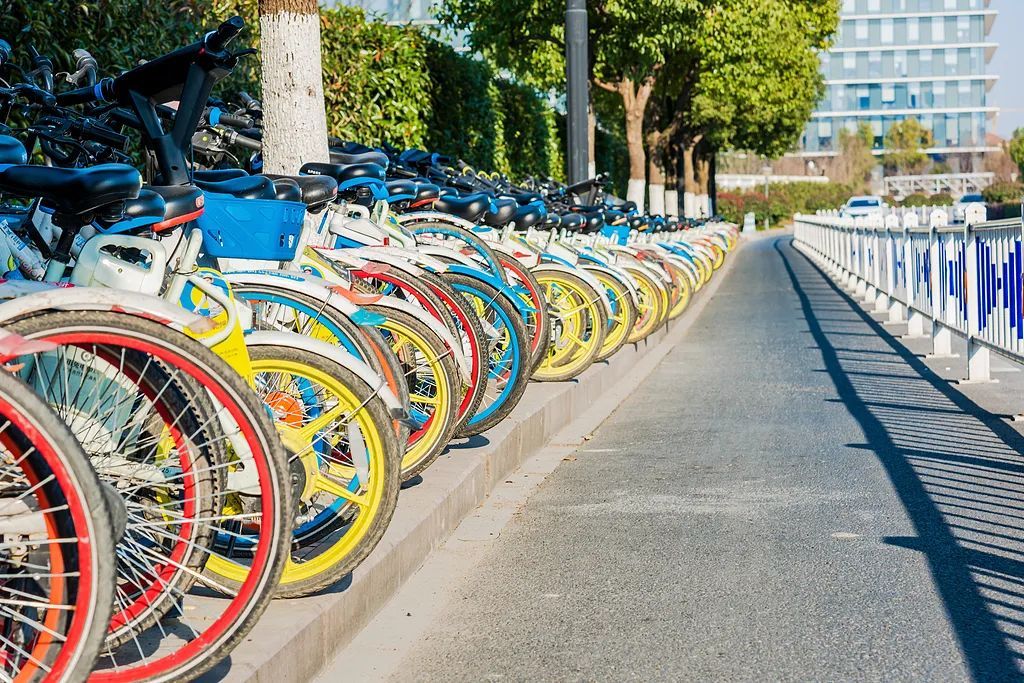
<box><xmin>222</xmin><ymin>269</ymin><xmax>384</xmax><ymax>326</ymax></box>
<box><xmin>0</xmin><ymin>283</ymin><xmax>214</xmax><ymax>336</ymax></box>
<box><xmin>371</xmin><ymin>294</ymin><xmax>472</xmax><ymax>383</ymax></box>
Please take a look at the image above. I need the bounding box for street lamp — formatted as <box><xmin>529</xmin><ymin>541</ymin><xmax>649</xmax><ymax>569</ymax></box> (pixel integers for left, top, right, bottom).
<box><xmin>565</xmin><ymin>0</ymin><xmax>588</xmax><ymax>185</ymax></box>
<box><xmin>761</xmin><ymin>164</ymin><xmax>772</xmax><ymax>198</ymax></box>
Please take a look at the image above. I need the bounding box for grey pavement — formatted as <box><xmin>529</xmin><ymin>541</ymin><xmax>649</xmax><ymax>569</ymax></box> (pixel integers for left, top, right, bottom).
<box><xmin>384</xmin><ymin>234</ymin><xmax>1024</xmax><ymax>682</ymax></box>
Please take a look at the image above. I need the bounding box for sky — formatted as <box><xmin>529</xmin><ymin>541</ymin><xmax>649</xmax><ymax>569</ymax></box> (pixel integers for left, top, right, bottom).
<box><xmin>988</xmin><ymin>0</ymin><xmax>1024</xmax><ymax>138</ymax></box>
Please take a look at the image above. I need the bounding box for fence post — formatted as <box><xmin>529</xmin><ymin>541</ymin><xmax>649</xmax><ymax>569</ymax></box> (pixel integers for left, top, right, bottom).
<box><xmin>903</xmin><ymin>212</ymin><xmax>926</xmax><ymax>337</ymax></box>
<box><xmin>885</xmin><ymin>220</ymin><xmax>906</xmax><ymax>323</ymax></box>
<box><xmin>927</xmin><ymin>209</ymin><xmax>955</xmax><ymax>358</ymax></box>
<box><xmin>962</xmin><ymin>206</ymin><xmax>993</xmax><ymax>383</ymax></box>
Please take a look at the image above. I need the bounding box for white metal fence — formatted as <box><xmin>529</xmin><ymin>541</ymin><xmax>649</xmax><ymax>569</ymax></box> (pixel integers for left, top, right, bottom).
<box><xmin>793</xmin><ymin>204</ymin><xmax>1024</xmax><ymax>383</ymax></box>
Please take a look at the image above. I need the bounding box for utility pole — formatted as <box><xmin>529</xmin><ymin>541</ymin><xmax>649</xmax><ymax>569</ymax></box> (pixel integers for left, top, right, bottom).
<box><xmin>565</xmin><ymin>0</ymin><xmax>588</xmax><ymax>184</ymax></box>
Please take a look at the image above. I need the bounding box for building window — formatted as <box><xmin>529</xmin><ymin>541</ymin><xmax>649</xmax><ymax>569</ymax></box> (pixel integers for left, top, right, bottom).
<box><xmin>920</xmin><ymin>49</ymin><xmax>932</xmax><ymax>76</ymax></box>
<box><xmin>858</xmin><ymin>86</ymin><xmax>870</xmax><ymax>109</ymax></box>
<box><xmin>931</xmin><ymin>17</ymin><xmax>945</xmax><ymax>43</ymax></box>
<box><xmin>882</xmin><ymin>83</ymin><xmax>896</xmax><ymax>105</ymax></box>
<box><xmin>881</xmin><ymin>19</ymin><xmax>893</xmax><ymax>44</ymax></box>
<box><xmin>844</xmin><ymin>52</ymin><xmax>856</xmax><ymax>76</ymax></box>
<box><xmin>868</xmin><ymin>0</ymin><xmax>880</xmax><ymax>10</ymax></box>
<box><xmin>957</xmin><ymin>15</ymin><xmax>970</xmax><ymax>41</ymax></box>
<box><xmin>934</xmin><ymin>80</ymin><xmax>946</xmax><ymax>107</ymax></box>
<box><xmin>908</xmin><ymin>18</ymin><xmax>919</xmax><ymax>43</ymax></box>
<box><xmin>944</xmin><ymin>0</ymin><xmax>957</xmax><ymax>8</ymax></box>
<box><xmin>855</xmin><ymin>20</ymin><xmax>868</xmax><ymax>42</ymax></box>
<box><xmin>908</xmin><ymin>82</ymin><xmax>920</xmax><ymax>108</ymax></box>
<box><xmin>868</xmin><ymin>51</ymin><xmax>881</xmax><ymax>77</ymax></box>
<box><xmin>894</xmin><ymin>50</ymin><xmax>907</xmax><ymax>77</ymax></box>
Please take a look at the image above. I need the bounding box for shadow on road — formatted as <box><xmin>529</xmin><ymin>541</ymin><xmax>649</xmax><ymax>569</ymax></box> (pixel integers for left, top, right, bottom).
<box><xmin>779</xmin><ymin>236</ymin><xmax>1024</xmax><ymax>682</ymax></box>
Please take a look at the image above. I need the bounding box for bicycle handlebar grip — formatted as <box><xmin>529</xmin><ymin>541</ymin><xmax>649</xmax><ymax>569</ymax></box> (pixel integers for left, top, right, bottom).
<box><xmin>232</xmin><ymin>132</ymin><xmax>262</xmax><ymax>151</ymax></box>
<box><xmin>30</xmin><ymin>48</ymin><xmax>54</xmax><ymax>93</ymax></box>
<box><xmin>78</xmin><ymin>119</ymin><xmax>129</xmax><ymax>149</ymax></box>
<box><xmin>205</xmin><ymin>16</ymin><xmax>244</xmax><ymax>54</ymax></box>
<box><xmin>218</xmin><ymin>112</ymin><xmax>253</xmax><ymax>129</ymax></box>
<box><xmin>56</xmin><ymin>77</ymin><xmax>115</xmax><ymax>106</ymax></box>
<box><xmin>71</xmin><ymin>49</ymin><xmax>98</xmax><ymax>87</ymax></box>
<box><xmin>239</xmin><ymin>91</ymin><xmax>261</xmax><ymax>111</ymax></box>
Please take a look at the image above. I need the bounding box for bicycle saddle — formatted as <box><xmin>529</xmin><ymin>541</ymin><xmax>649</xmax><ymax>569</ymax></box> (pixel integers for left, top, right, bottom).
<box><xmin>271</xmin><ymin>178</ymin><xmax>303</xmax><ymax>202</ymax></box>
<box><xmin>328</xmin><ymin>149</ymin><xmax>390</xmax><ymax>168</ymax></box>
<box><xmin>580</xmin><ymin>210</ymin><xmax>604</xmax><ymax>235</ymax></box>
<box><xmin>558</xmin><ymin>212</ymin><xmax>586</xmax><ymax>232</ymax></box>
<box><xmin>0</xmin><ymin>135</ymin><xmax>27</xmax><ymax>165</ymax></box>
<box><xmin>148</xmin><ymin>185</ymin><xmax>205</xmax><ymax>230</ymax></box>
<box><xmin>603</xmin><ymin>209</ymin><xmax>626</xmax><ymax>225</ymax></box>
<box><xmin>433</xmin><ymin>193</ymin><xmax>489</xmax><ymax>223</ymax></box>
<box><xmin>539</xmin><ymin>213</ymin><xmax>562</xmax><ymax>230</ymax></box>
<box><xmin>628</xmin><ymin>215</ymin><xmax>648</xmax><ymax>230</ymax></box>
<box><xmin>0</xmin><ymin>164</ymin><xmax>141</xmax><ymax>216</ymax></box>
<box><xmin>193</xmin><ymin>168</ymin><xmax>248</xmax><ymax>182</ymax></box>
<box><xmin>512</xmin><ymin>202</ymin><xmax>545</xmax><ymax>230</ymax></box>
<box><xmin>300</xmin><ymin>162</ymin><xmax>386</xmax><ymax>185</ymax></box>
<box><xmin>284</xmin><ymin>175</ymin><xmax>338</xmax><ymax>209</ymax></box>
<box><xmin>384</xmin><ymin>179</ymin><xmax>418</xmax><ymax>199</ymax></box>
<box><xmin>194</xmin><ymin>174</ymin><xmax>276</xmax><ymax>200</ymax></box>
<box><xmin>482</xmin><ymin>197</ymin><xmax>518</xmax><ymax>227</ymax></box>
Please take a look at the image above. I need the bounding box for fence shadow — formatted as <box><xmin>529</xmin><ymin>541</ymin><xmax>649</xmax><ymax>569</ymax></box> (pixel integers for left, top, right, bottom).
<box><xmin>779</xmin><ymin>236</ymin><xmax>1024</xmax><ymax>682</ymax></box>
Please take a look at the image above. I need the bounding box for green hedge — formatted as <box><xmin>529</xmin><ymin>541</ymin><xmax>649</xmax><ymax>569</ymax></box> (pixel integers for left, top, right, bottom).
<box><xmin>717</xmin><ymin>182</ymin><xmax>854</xmax><ymax>227</ymax></box>
<box><xmin>0</xmin><ymin>1</ymin><xmax>565</xmax><ymax>180</ymax></box>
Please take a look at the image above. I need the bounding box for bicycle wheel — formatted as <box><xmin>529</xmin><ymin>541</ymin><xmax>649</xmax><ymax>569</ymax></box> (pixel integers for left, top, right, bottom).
<box><xmin>582</xmin><ymin>266</ymin><xmax>637</xmax><ymax>362</ymax></box>
<box><xmin>497</xmin><ymin>254</ymin><xmax>550</xmax><ymax>374</ymax></box>
<box><xmin>441</xmin><ymin>272</ymin><xmax>530</xmax><ymax>436</ymax></box>
<box><xmin>242</xmin><ymin>344</ymin><xmax>401</xmax><ymax>597</ymax></box>
<box><xmin>623</xmin><ymin>265</ymin><xmax>668</xmax><ymax>344</ymax></box>
<box><xmin>232</xmin><ymin>284</ymin><xmax>411</xmax><ymax>444</ymax></box>
<box><xmin>531</xmin><ymin>267</ymin><xmax>607</xmax><ymax>382</ymax></box>
<box><xmin>364</xmin><ymin>305</ymin><xmax>459</xmax><ymax>480</ymax></box>
<box><xmin>3</xmin><ymin>311</ymin><xmax>291</xmax><ymax>683</ymax></box>
<box><xmin>0</xmin><ymin>370</ymin><xmax>116</xmax><ymax>683</ymax></box>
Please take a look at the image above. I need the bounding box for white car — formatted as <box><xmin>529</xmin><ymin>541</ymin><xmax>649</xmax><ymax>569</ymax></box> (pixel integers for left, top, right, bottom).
<box><xmin>953</xmin><ymin>193</ymin><xmax>985</xmax><ymax>223</ymax></box>
<box><xmin>840</xmin><ymin>195</ymin><xmax>886</xmax><ymax>219</ymax></box>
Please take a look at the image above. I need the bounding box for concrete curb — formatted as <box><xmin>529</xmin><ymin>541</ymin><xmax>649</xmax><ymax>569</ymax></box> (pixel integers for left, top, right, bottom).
<box><xmin>213</xmin><ymin>240</ymin><xmax>743</xmax><ymax>683</ymax></box>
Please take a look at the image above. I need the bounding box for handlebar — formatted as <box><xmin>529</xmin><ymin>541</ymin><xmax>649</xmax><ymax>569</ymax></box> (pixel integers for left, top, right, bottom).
<box><xmin>69</xmin><ymin>49</ymin><xmax>98</xmax><ymax>87</ymax></box>
<box><xmin>56</xmin><ymin>77</ymin><xmax>115</xmax><ymax>106</ymax></box>
<box><xmin>28</xmin><ymin>46</ymin><xmax>53</xmax><ymax>93</ymax></box>
<box><xmin>239</xmin><ymin>91</ymin><xmax>261</xmax><ymax>112</ymax></box>
<box><xmin>205</xmin><ymin>16</ymin><xmax>244</xmax><ymax>54</ymax></box>
<box><xmin>0</xmin><ymin>40</ymin><xmax>11</xmax><ymax>68</ymax></box>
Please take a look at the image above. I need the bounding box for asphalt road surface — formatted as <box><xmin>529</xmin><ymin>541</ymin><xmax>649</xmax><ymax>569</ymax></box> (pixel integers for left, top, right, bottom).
<box><xmin>389</xmin><ymin>235</ymin><xmax>1024</xmax><ymax>682</ymax></box>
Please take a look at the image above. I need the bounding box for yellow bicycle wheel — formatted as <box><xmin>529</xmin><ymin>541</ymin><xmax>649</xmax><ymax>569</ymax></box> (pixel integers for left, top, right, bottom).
<box><xmin>205</xmin><ymin>346</ymin><xmax>400</xmax><ymax>598</ymax></box>
<box><xmin>364</xmin><ymin>305</ymin><xmax>459</xmax><ymax>480</ymax></box>
<box><xmin>624</xmin><ymin>265</ymin><xmax>668</xmax><ymax>343</ymax></box>
<box><xmin>584</xmin><ymin>266</ymin><xmax>637</xmax><ymax>362</ymax></box>
<box><xmin>533</xmin><ymin>268</ymin><xmax>607</xmax><ymax>382</ymax></box>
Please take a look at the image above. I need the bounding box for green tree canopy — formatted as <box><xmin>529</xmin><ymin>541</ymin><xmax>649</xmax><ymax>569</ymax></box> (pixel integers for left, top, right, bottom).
<box><xmin>1008</xmin><ymin>128</ymin><xmax>1024</xmax><ymax>178</ymax></box>
<box><xmin>884</xmin><ymin>117</ymin><xmax>933</xmax><ymax>175</ymax></box>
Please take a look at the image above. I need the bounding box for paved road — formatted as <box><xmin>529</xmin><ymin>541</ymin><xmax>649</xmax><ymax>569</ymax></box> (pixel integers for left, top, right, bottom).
<box><xmin>389</xmin><ymin>235</ymin><xmax>1024</xmax><ymax>682</ymax></box>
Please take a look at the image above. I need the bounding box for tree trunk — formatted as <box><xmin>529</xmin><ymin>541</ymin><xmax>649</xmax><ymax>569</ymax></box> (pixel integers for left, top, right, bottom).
<box><xmin>682</xmin><ymin>136</ymin><xmax>701</xmax><ymax>218</ymax></box>
<box><xmin>619</xmin><ymin>77</ymin><xmax>654</xmax><ymax>212</ymax></box>
<box><xmin>258</xmin><ymin>0</ymin><xmax>330</xmax><ymax>176</ymax></box>
<box><xmin>695</xmin><ymin>154</ymin><xmax>711</xmax><ymax>218</ymax></box>
<box><xmin>646</xmin><ymin>130</ymin><xmax>665</xmax><ymax>217</ymax></box>
<box><xmin>664</xmin><ymin>143</ymin><xmax>679</xmax><ymax>217</ymax></box>
<box><xmin>587</xmin><ymin>102</ymin><xmax>597</xmax><ymax>178</ymax></box>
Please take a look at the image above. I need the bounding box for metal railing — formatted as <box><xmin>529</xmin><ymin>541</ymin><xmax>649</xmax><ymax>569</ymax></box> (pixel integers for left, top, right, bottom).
<box><xmin>793</xmin><ymin>204</ymin><xmax>1022</xmax><ymax>383</ymax></box>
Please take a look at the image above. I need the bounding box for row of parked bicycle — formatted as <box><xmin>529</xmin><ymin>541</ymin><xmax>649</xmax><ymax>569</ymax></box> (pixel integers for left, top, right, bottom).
<box><xmin>0</xmin><ymin>17</ymin><xmax>737</xmax><ymax>683</ymax></box>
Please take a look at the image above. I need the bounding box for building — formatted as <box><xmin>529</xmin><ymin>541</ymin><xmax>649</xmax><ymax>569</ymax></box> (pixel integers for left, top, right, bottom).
<box><xmin>332</xmin><ymin>0</ymin><xmax>469</xmax><ymax>49</ymax></box>
<box><xmin>799</xmin><ymin>0</ymin><xmax>998</xmax><ymax>174</ymax></box>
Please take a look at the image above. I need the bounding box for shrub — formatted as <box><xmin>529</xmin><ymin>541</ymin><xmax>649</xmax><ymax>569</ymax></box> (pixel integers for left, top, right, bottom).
<box><xmin>929</xmin><ymin>192</ymin><xmax>953</xmax><ymax>206</ymax></box>
<box><xmin>983</xmin><ymin>181</ymin><xmax>1024</xmax><ymax>204</ymax></box>
<box><xmin>901</xmin><ymin>193</ymin><xmax>930</xmax><ymax>207</ymax></box>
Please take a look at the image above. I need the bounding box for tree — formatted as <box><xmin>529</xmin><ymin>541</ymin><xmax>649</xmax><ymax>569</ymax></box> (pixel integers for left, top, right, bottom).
<box><xmin>883</xmin><ymin>117</ymin><xmax>932</xmax><ymax>175</ymax></box>
<box><xmin>829</xmin><ymin>121</ymin><xmax>875</xmax><ymax>191</ymax></box>
<box><xmin>1008</xmin><ymin>128</ymin><xmax>1024</xmax><ymax>178</ymax></box>
<box><xmin>440</xmin><ymin>0</ymin><xmax>698</xmax><ymax>210</ymax></box>
<box><xmin>656</xmin><ymin>0</ymin><xmax>838</xmax><ymax>214</ymax></box>
<box><xmin>258</xmin><ymin>0</ymin><xmax>330</xmax><ymax>175</ymax></box>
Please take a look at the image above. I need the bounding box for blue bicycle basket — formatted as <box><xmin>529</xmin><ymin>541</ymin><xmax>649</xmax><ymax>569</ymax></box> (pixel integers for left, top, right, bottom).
<box><xmin>197</xmin><ymin>193</ymin><xmax>306</xmax><ymax>260</ymax></box>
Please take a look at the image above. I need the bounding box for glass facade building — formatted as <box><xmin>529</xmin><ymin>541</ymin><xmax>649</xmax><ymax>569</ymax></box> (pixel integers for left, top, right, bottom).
<box><xmin>800</xmin><ymin>0</ymin><xmax>998</xmax><ymax>167</ymax></box>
